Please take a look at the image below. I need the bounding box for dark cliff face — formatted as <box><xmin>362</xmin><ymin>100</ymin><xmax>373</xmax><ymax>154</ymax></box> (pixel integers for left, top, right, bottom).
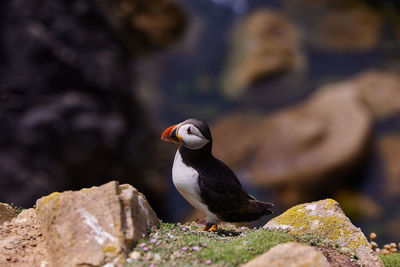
<box><xmin>0</xmin><ymin>0</ymin><xmax>186</xmax><ymax>210</ymax></box>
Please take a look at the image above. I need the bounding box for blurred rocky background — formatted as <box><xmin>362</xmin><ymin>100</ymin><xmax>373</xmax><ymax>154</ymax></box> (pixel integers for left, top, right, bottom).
<box><xmin>1</xmin><ymin>0</ymin><xmax>400</xmax><ymax>246</ymax></box>
<box><xmin>0</xmin><ymin>0</ymin><xmax>186</xmax><ymax>216</ymax></box>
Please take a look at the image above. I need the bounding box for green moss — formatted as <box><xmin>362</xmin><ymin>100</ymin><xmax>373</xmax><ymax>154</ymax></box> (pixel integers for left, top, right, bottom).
<box><xmin>125</xmin><ymin>222</ymin><xmax>296</xmax><ymax>267</ymax></box>
<box><xmin>10</xmin><ymin>203</ymin><xmax>24</xmax><ymax>216</ymax></box>
<box><xmin>380</xmin><ymin>253</ymin><xmax>400</xmax><ymax>267</ymax></box>
<box><xmin>272</xmin><ymin>200</ymin><xmax>368</xmax><ymax>250</ymax></box>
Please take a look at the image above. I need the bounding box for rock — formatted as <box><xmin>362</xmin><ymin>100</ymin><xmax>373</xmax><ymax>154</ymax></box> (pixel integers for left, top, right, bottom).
<box><xmin>339</xmin><ymin>71</ymin><xmax>400</xmax><ymax>119</ymax></box>
<box><xmin>221</xmin><ymin>9</ymin><xmax>304</xmax><ymax>98</ymax></box>
<box><xmin>0</xmin><ymin>0</ymin><xmax>180</xmax><ymax>212</ymax></box>
<box><xmin>263</xmin><ymin>199</ymin><xmax>383</xmax><ymax>267</ymax></box>
<box><xmin>213</xmin><ymin>85</ymin><xmax>371</xmax><ymax>196</ymax></box>
<box><xmin>284</xmin><ymin>0</ymin><xmax>382</xmax><ymax>51</ymax></box>
<box><xmin>378</xmin><ymin>135</ymin><xmax>400</xmax><ymax>196</ymax></box>
<box><xmin>100</xmin><ymin>0</ymin><xmax>187</xmax><ymax>54</ymax></box>
<box><xmin>0</xmin><ymin>208</ymin><xmax>50</xmax><ymax>267</ymax></box>
<box><xmin>243</xmin><ymin>242</ymin><xmax>330</xmax><ymax>267</ymax></box>
<box><xmin>214</xmin><ymin>71</ymin><xmax>400</xmax><ymax>193</ymax></box>
<box><xmin>212</xmin><ymin>113</ymin><xmax>263</xmax><ymax>168</ymax></box>
<box><xmin>35</xmin><ymin>181</ymin><xmax>158</xmax><ymax>267</ymax></box>
<box><xmin>320</xmin><ymin>246</ymin><xmax>358</xmax><ymax>267</ymax></box>
<box><xmin>0</xmin><ymin>203</ymin><xmax>16</xmax><ymax>224</ymax></box>
<box><xmin>119</xmin><ymin>184</ymin><xmax>159</xmax><ymax>248</ymax></box>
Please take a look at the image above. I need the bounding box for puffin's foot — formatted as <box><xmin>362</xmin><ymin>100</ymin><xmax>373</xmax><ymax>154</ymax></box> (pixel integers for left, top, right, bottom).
<box><xmin>201</xmin><ymin>223</ymin><xmax>212</xmax><ymax>231</ymax></box>
<box><xmin>207</xmin><ymin>224</ymin><xmax>218</xmax><ymax>231</ymax></box>
<box><xmin>201</xmin><ymin>223</ymin><xmax>218</xmax><ymax>231</ymax></box>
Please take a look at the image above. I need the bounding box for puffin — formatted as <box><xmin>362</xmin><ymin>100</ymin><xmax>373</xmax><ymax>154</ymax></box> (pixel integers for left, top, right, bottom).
<box><xmin>161</xmin><ymin>118</ymin><xmax>273</xmax><ymax>231</ymax></box>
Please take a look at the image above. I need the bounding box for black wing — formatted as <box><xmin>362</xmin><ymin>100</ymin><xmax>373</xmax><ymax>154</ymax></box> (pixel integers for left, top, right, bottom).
<box><xmin>198</xmin><ymin>157</ymin><xmax>273</xmax><ymax>222</ymax></box>
<box><xmin>197</xmin><ymin>157</ymin><xmax>252</xmax><ymax>213</ymax></box>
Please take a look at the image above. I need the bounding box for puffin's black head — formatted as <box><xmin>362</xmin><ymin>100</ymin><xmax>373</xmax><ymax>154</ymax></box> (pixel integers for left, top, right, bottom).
<box><xmin>161</xmin><ymin>118</ymin><xmax>212</xmax><ymax>150</ymax></box>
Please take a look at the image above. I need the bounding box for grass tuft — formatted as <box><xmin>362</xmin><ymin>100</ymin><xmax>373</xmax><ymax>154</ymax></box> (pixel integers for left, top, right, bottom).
<box><xmin>125</xmin><ymin>221</ymin><xmax>296</xmax><ymax>266</ymax></box>
<box><xmin>125</xmin><ymin>221</ymin><xmax>383</xmax><ymax>266</ymax></box>
<box><xmin>10</xmin><ymin>203</ymin><xmax>24</xmax><ymax>216</ymax></box>
<box><xmin>380</xmin><ymin>253</ymin><xmax>400</xmax><ymax>267</ymax></box>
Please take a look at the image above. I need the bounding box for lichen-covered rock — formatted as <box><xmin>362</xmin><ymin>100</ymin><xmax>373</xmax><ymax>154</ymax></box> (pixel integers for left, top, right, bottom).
<box><xmin>35</xmin><ymin>181</ymin><xmax>158</xmax><ymax>267</ymax></box>
<box><xmin>221</xmin><ymin>9</ymin><xmax>304</xmax><ymax>98</ymax></box>
<box><xmin>263</xmin><ymin>199</ymin><xmax>383</xmax><ymax>267</ymax></box>
<box><xmin>0</xmin><ymin>203</ymin><xmax>15</xmax><ymax>224</ymax></box>
<box><xmin>243</xmin><ymin>242</ymin><xmax>330</xmax><ymax>267</ymax></box>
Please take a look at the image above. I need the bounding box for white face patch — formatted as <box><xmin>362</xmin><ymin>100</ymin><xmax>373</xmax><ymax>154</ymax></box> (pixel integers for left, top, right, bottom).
<box><xmin>177</xmin><ymin>124</ymin><xmax>210</xmax><ymax>150</ymax></box>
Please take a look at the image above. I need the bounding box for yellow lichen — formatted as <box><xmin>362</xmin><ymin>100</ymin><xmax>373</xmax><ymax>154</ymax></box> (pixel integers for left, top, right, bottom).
<box><xmin>324</xmin><ymin>198</ymin><xmax>338</xmax><ymax>208</ymax></box>
<box><xmin>272</xmin><ymin>200</ymin><xmax>369</xmax><ymax>250</ymax></box>
<box><xmin>102</xmin><ymin>246</ymin><xmax>117</xmax><ymax>253</ymax></box>
<box><xmin>39</xmin><ymin>192</ymin><xmax>61</xmax><ymax>207</ymax></box>
<box><xmin>80</xmin><ymin>186</ymin><xmax>96</xmax><ymax>193</ymax></box>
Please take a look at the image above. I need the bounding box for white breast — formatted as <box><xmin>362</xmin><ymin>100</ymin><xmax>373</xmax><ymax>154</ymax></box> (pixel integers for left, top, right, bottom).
<box><xmin>172</xmin><ymin>150</ymin><xmax>218</xmax><ymax>223</ymax></box>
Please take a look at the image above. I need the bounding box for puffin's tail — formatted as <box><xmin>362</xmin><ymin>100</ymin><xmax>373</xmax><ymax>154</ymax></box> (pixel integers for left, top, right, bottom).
<box><xmin>224</xmin><ymin>199</ymin><xmax>274</xmax><ymax>223</ymax></box>
<box><xmin>248</xmin><ymin>199</ymin><xmax>274</xmax><ymax>217</ymax></box>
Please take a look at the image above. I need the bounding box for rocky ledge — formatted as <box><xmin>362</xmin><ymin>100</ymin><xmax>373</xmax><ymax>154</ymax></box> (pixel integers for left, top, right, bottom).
<box><xmin>0</xmin><ymin>182</ymin><xmax>398</xmax><ymax>267</ymax></box>
<box><xmin>1</xmin><ymin>181</ymin><xmax>158</xmax><ymax>266</ymax></box>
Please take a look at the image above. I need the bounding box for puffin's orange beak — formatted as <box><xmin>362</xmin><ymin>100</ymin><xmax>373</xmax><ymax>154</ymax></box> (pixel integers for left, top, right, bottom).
<box><xmin>161</xmin><ymin>124</ymin><xmax>181</xmax><ymax>144</ymax></box>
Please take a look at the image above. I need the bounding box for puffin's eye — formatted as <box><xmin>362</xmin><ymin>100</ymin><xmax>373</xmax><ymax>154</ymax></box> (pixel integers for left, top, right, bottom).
<box><xmin>187</xmin><ymin>127</ymin><xmax>192</xmax><ymax>134</ymax></box>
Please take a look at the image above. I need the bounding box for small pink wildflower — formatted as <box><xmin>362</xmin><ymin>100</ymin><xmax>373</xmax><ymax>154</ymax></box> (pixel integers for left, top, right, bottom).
<box><xmin>142</xmin><ymin>247</ymin><xmax>149</xmax><ymax>252</ymax></box>
<box><xmin>192</xmin><ymin>246</ymin><xmax>200</xmax><ymax>251</ymax></box>
<box><xmin>156</xmin><ymin>240</ymin><xmax>162</xmax><ymax>245</ymax></box>
<box><xmin>139</xmin><ymin>242</ymin><xmax>146</xmax><ymax>248</ymax></box>
<box><xmin>205</xmin><ymin>260</ymin><xmax>212</xmax><ymax>265</ymax></box>
<box><xmin>150</xmin><ymin>238</ymin><xmax>156</xmax><ymax>243</ymax></box>
<box><xmin>150</xmin><ymin>264</ymin><xmax>155</xmax><ymax>267</ymax></box>
<box><xmin>182</xmin><ymin>247</ymin><xmax>188</xmax><ymax>251</ymax></box>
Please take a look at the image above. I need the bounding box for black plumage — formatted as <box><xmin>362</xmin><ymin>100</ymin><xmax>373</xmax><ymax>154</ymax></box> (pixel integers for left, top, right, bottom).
<box><xmin>178</xmin><ymin>119</ymin><xmax>273</xmax><ymax>223</ymax></box>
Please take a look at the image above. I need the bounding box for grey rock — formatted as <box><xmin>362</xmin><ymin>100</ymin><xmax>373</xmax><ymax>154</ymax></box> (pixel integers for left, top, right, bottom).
<box><xmin>35</xmin><ymin>181</ymin><xmax>159</xmax><ymax>267</ymax></box>
<box><xmin>243</xmin><ymin>242</ymin><xmax>330</xmax><ymax>267</ymax></box>
<box><xmin>0</xmin><ymin>203</ymin><xmax>16</xmax><ymax>224</ymax></box>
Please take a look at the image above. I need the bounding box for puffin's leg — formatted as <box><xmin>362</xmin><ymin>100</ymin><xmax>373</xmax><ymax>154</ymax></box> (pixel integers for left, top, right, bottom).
<box><xmin>207</xmin><ymin>224</ymin><xmax>218</xmax><ymax>231</ymax></box>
